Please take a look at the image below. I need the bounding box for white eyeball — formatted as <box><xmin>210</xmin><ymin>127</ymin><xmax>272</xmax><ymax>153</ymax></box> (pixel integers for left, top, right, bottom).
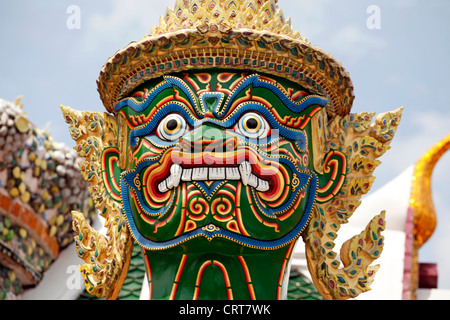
<box><xmin>157</xmin><ymin>113</ymin><xmax>188</xmax><ymax>141</ymax></box>
<box><xmin>234</xmin><ymin>112</ymin><xmax>270</xmax><ymax>139</ymax></box>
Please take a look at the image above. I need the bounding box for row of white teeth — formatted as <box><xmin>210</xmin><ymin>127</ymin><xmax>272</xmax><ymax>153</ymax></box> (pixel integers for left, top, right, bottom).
<box><xmin>158</xmin><ymin>161</ymin><xmax>270</xmax><ymax>193</ymax></box>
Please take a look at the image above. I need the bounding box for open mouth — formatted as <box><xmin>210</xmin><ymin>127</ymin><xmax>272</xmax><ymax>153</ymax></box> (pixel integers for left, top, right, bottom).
<box><xmin>157</xmin><ymin>161</ymin><xmax>271</xmax><ymax>193</ymax></box>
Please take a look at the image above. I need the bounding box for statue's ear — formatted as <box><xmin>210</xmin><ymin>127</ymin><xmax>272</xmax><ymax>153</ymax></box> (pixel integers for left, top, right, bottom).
<box><xmin>315</xmin><ymin>150</ymin><xmax>347</xmax><ymax>203</ymax></box>
<box><xmin>61</xmin><ymin>105</ymin><xmax>133</xmax><ymax>300</ymax></box>
<box><xmin>101</xmin><ymin>147</ymin><xmax>122</xmax><ymax>203</ymax></box>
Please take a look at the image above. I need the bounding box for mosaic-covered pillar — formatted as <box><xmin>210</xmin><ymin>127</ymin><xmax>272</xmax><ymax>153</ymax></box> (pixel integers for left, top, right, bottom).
<box><xmin>0</xmin><ymin>98</ymin><xmax>96</xmax><ymax>299</ymax></box>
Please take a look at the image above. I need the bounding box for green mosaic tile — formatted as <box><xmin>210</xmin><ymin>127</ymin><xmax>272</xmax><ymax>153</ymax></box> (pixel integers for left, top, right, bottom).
<box><xmin>287</xmin><ymin>268</ymin><xmax>323</xmax><ymax>301</ymax></box>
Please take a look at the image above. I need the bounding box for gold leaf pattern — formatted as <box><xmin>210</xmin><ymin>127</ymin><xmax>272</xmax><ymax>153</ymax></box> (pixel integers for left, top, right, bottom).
<box><xmin>61</xmin><ymin>106</ymin><xmax>133</xmax><ymax>299</ymax></box>
<box><xmin>303</xmin><ymin>107</ymin><xmax>403</xmax><ymax>300</ymax></box>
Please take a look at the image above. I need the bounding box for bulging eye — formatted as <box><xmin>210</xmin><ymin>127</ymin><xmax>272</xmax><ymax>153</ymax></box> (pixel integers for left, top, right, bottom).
<box><xmin>157</xmin><ymin>113</ymin><xmax>188</xmax><ymax>141</ymax></box>
<box><xmin>234</xmin><ymin>112</ymin><xmax>270</xmax><ymax>139</ymax></box>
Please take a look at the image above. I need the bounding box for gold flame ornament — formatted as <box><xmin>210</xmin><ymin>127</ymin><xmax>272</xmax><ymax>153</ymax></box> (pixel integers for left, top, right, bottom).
<box><xmin>62</xmin><ymin>0</ymin><xmax>403</xmax><ymax>300</ymax></box>
<box><xmin>407</xmin><ymin>134</ymin><xmax>450</xmax><ymax>298</ymax></box>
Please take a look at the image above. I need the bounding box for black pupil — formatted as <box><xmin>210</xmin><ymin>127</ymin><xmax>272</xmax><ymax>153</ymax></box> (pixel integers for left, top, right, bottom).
<box><xmin>246</xmin><ymin>118</ymin><xmax>258</xmax><ymax>130</ymax></box>
<box><xmin>167</xmin><ymin>119</ymin><xmax>178</xmax><ymax>131</ymax></box>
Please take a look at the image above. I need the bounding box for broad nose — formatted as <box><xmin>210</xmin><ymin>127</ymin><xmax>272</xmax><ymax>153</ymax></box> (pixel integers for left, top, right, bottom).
<box><xmin>179</xmin><ymin>124</ymin><xmax>237</xmax><ymax>154</ymax></box>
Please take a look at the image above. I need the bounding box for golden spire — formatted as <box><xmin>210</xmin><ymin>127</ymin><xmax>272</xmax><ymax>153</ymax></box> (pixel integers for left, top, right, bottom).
<box><xmin>407</xmin><ymin>134</ymin><xmax>449</xmax><ymax>299</ymax></box>
<box><xmin>150</xmin><ymin>0</ymin><xmax>301</xmax><ymax>39</ymax></box>
<box><xmin>410</xmin><ymin>135</ymin><xmax>450</xmax><ymax>247</ymax></box>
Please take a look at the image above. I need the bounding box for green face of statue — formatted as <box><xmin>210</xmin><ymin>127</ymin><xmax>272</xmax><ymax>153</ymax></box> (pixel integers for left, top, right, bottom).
<box><xmin>106</xmin><ymin>70</ymin><xmax>343</xmax><ymax>252</ymax></box>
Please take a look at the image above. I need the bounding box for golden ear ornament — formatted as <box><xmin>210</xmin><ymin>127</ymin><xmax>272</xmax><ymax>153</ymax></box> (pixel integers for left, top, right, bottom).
<box><xmin>61</xmin><ymin>106</ymin><xmax>133</xmax><ymax>299</ymax></box>
<box><xmin>303</xmin><ymin>107</ymin><xmax>403</xmax><ymax>300</ymax></box>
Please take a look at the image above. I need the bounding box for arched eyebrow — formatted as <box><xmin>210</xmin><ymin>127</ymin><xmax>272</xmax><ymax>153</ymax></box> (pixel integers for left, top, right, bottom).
<box><xmin>113</xmin><ymin>76</ymin><xmax>201</xmax><ymax>118</ymax></box>
<box><xmin>127</xmin><ymin>102</ymin><xmax>198</xmax><ymax>147</ymax></box>
<box><xmin>217</xmin><ymin>74</ymin><xmax>329</xmax><ymax>118</ymax></box>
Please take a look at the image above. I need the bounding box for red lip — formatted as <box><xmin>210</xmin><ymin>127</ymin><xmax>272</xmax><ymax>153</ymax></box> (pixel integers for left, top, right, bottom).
<box><xmin>141</xmin><ymin>146</ymin><xmax>280</xmax><ymax>197</ymax></box>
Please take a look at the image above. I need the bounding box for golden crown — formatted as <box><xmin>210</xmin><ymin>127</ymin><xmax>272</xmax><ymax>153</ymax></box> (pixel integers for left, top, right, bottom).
<box><xmin>97</xmin><ymin>0</ymin><xmax>354</xmax><ymax>118</ymax></box>
<box><xmin>151</xmin><ymin>0</ymin><xmax>300</xmax><ymax>38</ymax></box>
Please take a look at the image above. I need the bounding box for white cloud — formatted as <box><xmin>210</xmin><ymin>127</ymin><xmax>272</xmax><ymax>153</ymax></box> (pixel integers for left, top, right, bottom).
<box><xmin>386</xmin><ymin>110</ymin><xmax>450</xmax><ymax>174</ymax></box>
<box><xmin>329</xmin><ymin>25</ymin><xmax>387</xmax><ymax>66</ymax></box>
<box><xmin>281</xmin><ymin>2</ymin><xmax>388</xmax><ymax>67</ymax></box>
<box><xmin>281</xmin><ymin>0</ymin><xmax>333</xmax><ymax>40</ymax></box>
<box><xmin>412</xmin><ymin>83</ymin><xmax>431</xmax><ymax>97</ymax></box>
<box><xmin>384</xmin><ymin>0</ymin><xmax>419</xmax><ymax>9</ymax></box>
<box><xmin>84</xmin><ymin>0</ymin><xmax>169</xmax><ymax>52</ymax></box>
<box><xmin>386</xmin><ymin>73</ymin><xmax>402</xmax><ymax>85</ymax></box>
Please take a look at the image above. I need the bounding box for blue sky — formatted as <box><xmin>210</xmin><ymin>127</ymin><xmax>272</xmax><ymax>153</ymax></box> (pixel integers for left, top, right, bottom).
<box><xmin>1</xmin><ymin>1</ymin><xmax>450</xmax><ymax>291</ymax></box>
